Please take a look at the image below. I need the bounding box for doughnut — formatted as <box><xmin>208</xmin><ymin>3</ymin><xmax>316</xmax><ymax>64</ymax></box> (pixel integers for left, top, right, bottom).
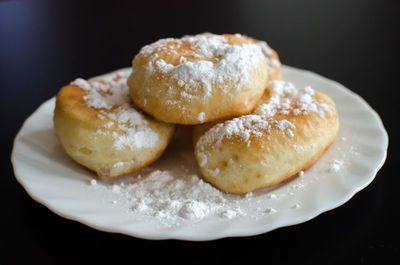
<box><xmin>193</xmin><ymin>80</ymin><xmax>339</xmax><ymax>194</ymax></box>
<box><xmin>53</xmin><ymin>70</ymin><xmax>175</xmax><ymax>180</ymax></box>
<box><xmin>128</xmin><ymin>33</ymin><xmax>280</xmax><ymax>125</ymax></box>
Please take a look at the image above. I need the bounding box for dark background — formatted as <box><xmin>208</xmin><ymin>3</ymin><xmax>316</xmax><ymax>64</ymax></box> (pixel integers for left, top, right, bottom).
<box><xmin>1</xmin><ymin>0</ymin><xmax>398</xmax><ymax>264</ymax></box>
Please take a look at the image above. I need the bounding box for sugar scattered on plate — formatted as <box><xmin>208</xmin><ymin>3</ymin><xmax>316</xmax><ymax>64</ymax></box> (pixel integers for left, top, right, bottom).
<box><xmin>329</xmin><ymin>159</ymin><xmax>343</xmax><ymax>173</ymax></box>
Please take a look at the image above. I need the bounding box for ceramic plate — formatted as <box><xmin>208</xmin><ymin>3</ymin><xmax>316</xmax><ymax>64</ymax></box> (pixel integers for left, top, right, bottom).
<box><xmin>11</xmin><ymin>65</ymin><xmax>388</xmax><ymax>241</ymax></box>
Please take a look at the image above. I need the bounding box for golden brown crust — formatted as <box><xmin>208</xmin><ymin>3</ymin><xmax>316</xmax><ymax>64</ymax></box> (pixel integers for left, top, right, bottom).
<box><xmin>54</xmin><ymin>80</ymin><xmax>175</xmax><ymax>180</ymax></box>
<box><xmin>128</xmin><ymin>33</ymin><xmax>277</xmax><ymax>125</ymax></box>
<box><xmin>193</xmin><ymin>85</ymin><xmax>339</xmax><ymax>194</ymax></box>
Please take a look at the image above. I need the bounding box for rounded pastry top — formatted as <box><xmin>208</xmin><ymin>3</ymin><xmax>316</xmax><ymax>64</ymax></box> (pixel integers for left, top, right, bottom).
<box><xmin>248</xmin><ymin>37</ymin><xmax>281</xmax><ymax>80</ymax></box>
<box><xmin>193</xmin><ymin>80</ymin><xmax>339</xmax><ymax>193</ymax></box>
<box><xmin>60</xmin><ymin>70</ymin><xmax>162</xmax><ymax>151</ymax></box>
<box><xmin>138</xmin><ymin>33</ymin><xmax>277</xmax><ymax>97</ymax></box>
<box><xmin>195</xmin><ymin>80</ymin><xmax>337</xmax><ymax>151</ymax></box>
<box><xmin>129</xmin><ymin>33</ymin><xmax>278</xmax><ymax>124</ymax></box>
<box><xmin>54</xmin><ymin>69</ymin><xmax>175</xmax><ymax>179</ymax></box>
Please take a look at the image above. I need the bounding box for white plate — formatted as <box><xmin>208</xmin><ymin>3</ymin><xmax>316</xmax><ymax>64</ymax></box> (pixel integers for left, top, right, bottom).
<box><xmin>11</xmin><ymin>65</ymin><xmax>388</xmax><ymax>241</ymax></box>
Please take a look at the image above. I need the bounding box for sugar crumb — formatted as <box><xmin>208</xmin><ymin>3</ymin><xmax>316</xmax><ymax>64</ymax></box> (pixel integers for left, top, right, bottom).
<box><xmin>329</xmin><ymin>160</ymin><xmax>343</xmax><ymax>173</ymax></box>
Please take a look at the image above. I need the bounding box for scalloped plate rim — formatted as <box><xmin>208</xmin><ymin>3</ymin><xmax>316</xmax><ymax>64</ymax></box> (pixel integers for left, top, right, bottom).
<box><xmin>11</xmin><ymin>65</ymin><xmax>388</xmax><ymax>241</ymax></box>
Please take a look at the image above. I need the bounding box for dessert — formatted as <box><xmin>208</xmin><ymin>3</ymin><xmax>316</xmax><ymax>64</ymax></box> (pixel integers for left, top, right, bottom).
<box><xmin>128</xmin><ymin>33</ymin><xmax>280</xmax><ymax>124</ymax></box>
<box><xmin>53</xmin><ymin>33</ymin><xmax>339</xmax><ymax>195</ymax></box>
<box><xmin>54</xmin><ymin>70</ymin><xmax>175</xmax><ymax>179</ymax></box>
<box><xmin>193</xmin><ymin>80</ymin><xmax>339</xmax><ymax>194</ymax></box>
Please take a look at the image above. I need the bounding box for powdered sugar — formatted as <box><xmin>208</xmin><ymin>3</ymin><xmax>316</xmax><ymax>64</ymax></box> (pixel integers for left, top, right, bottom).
<box><xmin>265</xmin><ymin>207</ymin><xmax>277</xmax><ymax>214</ymax></box>
<box><xmin>71</xmin><ymin>78</ymin><xmax>91</xmax><ymax>91</ymax></box>
<box><xmin>70</xmin><ymin>70</ymin><xmax>159</xmax><ymax>151</ymax></box>
<box><xmin>275</xmin><ymin>120</ymin><xmax>295</xmax><ymax>137</ymax></box>
<box><xmin>256</xmin><ymin>39</ymin><xmax>281</xmax><ymax>75</ymax></box>
<box><xmin>199</xmin><ymin>115</ymin><xmax>268</xmax><ymax>146</ymax></box>
<box><xmin>90</xmin><ymin>168</ymin><xmax>247</xmax><ymax>225</ymax></box>
<box><xmin>328</xmin><ymin>159</ymin><xmax>343</xmax><ymax>173</ymax></box>
<box><xmin>197</xmin><ymin>112</ymin><xmax>205</xmax><ymax>122</ymax></box>
<box><xmin>82</xmin><ymin>109</ymin><xmax>350</xmax><ymax>228</ymax></box>
<box><xmin>140</xmin><ymin>33</ymin><xmax>266</xmax><ymax>100</ymax></box>
<box><xmin>197</xmin><ymin>80</ymin><xmax>332</xmax><ymax>149</ymax></box>
<box><xmin>257</xmin><ymin>81</ymin><xmax>328</xmax><ymax>118</ymax></box>
<box><xmin>259</xmin><ymin>81</ymin><xmax>333</xmax><ymax>118</ymax></box>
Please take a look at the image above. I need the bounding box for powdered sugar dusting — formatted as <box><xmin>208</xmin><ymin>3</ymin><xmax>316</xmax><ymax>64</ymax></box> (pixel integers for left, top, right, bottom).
<box><xmin>328</xmin><ymin>159</ymin><xmax>343</xmax><ymax>173</ymax></box>
<box><xmin>70</xmin><ymin>70</ymin><xmax>159</xmax><ymax>151</ymax></box>
<box><xmin>259</xmin><ymin>81</ymin><xmax>333</xmax><ymax>118</ymax></box>
<box><xmin>200</xmin><ymin>115</ymin><xmax>268</xmax><ymax>146</ymax></box>
<box><xmin>275</xmin><ymin>120</ymin><xmax>295</xmax><ymax>137</ymax></box>
<box><xmin>256</xmin><ymin>81</ymin><xmax>332</xmax><ymax>119</ymax></box>
<box><xmin>140</xmin><ymin>33</ymin><xmax>266</xmax><ymax>100</ymax></box>
<box><xmin>121</xmin><ymin>170</ymin><xmax>244</xmax><ymax>221</ymax></box>
<box><xmin>83</xmin><ymin>113</ymin><xmax>352</xmax><ymax>228</ymax></box>
<box><xmin>256</xmin><ymin>40</ymin><xmax>281</xmax><ymax>75</ymax></box>
<box><xmin>197</xmin><ymin>112</ymin><xmax>205</xmax><ymax>122</ymax></box>
<box><xmin>88</xmin><ymin>160</ymin><xmax>291</xmax><ymax>227</ymax></box>
<box><xmin>197</xmin><ymin>80</ymin><xmax>333</xmax><ymax>148</ymax></box>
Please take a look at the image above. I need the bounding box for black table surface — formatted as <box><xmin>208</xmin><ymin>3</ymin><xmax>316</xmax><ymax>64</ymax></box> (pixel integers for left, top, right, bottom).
<box><xmin>1</xmin><ymin>0</ymin><xmax>398</xmax><ymax>264</ymax></box>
